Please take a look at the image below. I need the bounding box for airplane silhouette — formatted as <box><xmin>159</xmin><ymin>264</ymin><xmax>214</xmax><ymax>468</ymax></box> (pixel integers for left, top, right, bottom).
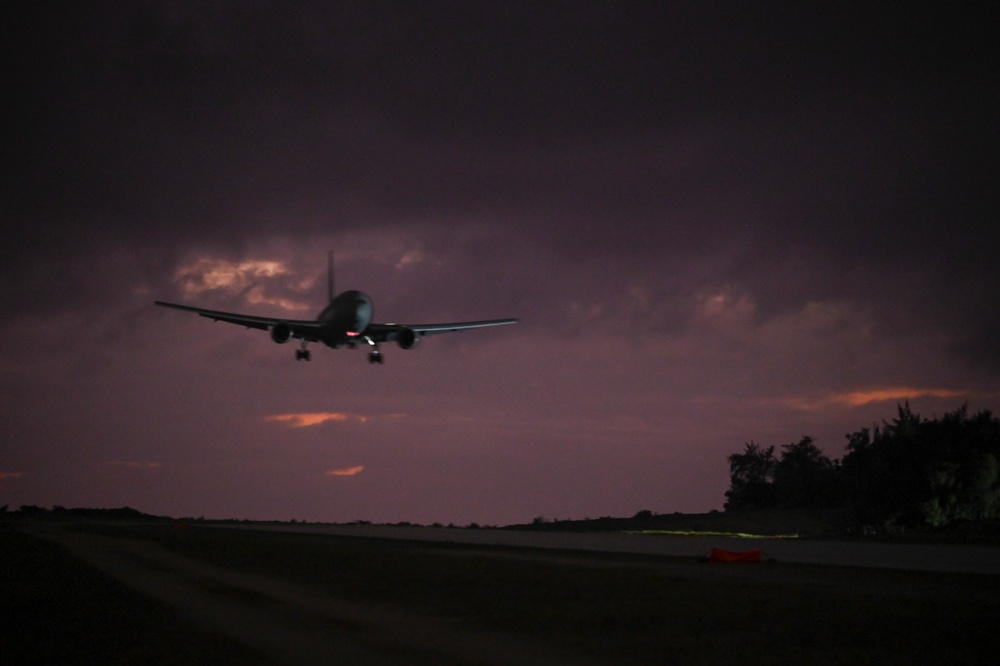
<box><xmin>155</xmin><ymin>252</ymin><xmax>518</xmax><ymax>364</ymax></box>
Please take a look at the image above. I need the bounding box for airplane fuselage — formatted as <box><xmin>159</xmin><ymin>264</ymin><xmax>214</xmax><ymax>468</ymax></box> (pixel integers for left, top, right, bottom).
<box><xmin>316</xmin><ymin>290</ymin><xmax>374</xmax><ymax>347</ymax></box>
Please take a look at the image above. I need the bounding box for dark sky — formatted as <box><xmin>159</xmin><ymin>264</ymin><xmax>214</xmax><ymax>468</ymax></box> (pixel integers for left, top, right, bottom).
<box><xmin>2</xmin><ymin>2</ymin><xmax>997</xmax><ymax>523</ymax></box>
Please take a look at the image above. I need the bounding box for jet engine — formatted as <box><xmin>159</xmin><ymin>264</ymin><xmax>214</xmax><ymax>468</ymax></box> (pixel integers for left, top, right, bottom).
<box><xmin>396</xmin><ymin>327</ymin><xmax>420</xmax><ymax>349</ymax></box>
<box><xmin>270</xmin><ymin>322</ymin><xmax>293</xmax><ymax>344</ymax></box>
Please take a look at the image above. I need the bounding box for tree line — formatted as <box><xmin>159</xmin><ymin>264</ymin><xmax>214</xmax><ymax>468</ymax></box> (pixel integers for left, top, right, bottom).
<box><xmin>725</xmin><ymin>403</ymin><xmax>1000</xmax><ymax>529</ymax></box>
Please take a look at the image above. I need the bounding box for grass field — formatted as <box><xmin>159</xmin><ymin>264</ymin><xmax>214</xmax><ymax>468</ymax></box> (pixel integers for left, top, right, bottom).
<box><xmin>4</xmin><ymin>522</ymin><xmax>999</xmax><ymax>664</ymax></box>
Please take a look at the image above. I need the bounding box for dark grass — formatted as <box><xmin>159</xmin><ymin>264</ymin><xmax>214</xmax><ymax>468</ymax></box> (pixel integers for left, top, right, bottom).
<box><xmin>65</xmin><ymin>523</ymin><xmax>1000</xmax><ymax>665</ymax></box>
<box><xmin>0</xmin><ymin>525</ymin><xmax>268</xmax><ymax>665</ymax></box>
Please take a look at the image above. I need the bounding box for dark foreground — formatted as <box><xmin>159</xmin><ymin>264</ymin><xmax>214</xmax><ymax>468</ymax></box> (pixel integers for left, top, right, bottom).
<box><xmin>3</xmin><ymin>522</ymin><xmax>999</xmax><ymax>665</ymax></box>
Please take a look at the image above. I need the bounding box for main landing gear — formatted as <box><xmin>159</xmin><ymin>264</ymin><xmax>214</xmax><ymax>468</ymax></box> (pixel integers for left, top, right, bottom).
<box><xmin>292</xmin><ymin>338</ymin><xmax>384</xmax><ymax>364</ymax></box>
<box><xmin>365</xmin><ymin>336</ymin><xmax>384</xmax><ymax>364</ymax></box>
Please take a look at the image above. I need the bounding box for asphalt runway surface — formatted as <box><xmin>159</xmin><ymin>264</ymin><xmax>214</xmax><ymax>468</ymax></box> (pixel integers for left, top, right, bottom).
<box><xmin>27</xmin><ymin>526</ymin><xmax>586</xmax><ymax>666</ymax></box>
<box><xmin>14</xmin><ymin>523</ymin><xmax>1000</xmax><ymax>665</ymax></box>
<box><xmin>239</xmin><ymin>524</ymin><xmax>1000</xmax><ymax>576</ymax></box>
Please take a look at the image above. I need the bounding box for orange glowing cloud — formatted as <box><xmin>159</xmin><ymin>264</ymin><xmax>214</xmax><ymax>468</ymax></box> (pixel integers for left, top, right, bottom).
<box><xmin>265</xmin><ymin>412</ymin><xmax>367</xmax><ymax>427</ymax></box>
<box><xmin>0</xmin><ymin>471</ymin><xmax>25</xmax><ymax>481</ymax></box>
<box><xmin>782</xmin><ymin>387</ymin><xmax>965</xmax><ymax>411</ymax></box>
<box><xmin>245</xmin><ymin>285</ymin><xmax>310</xmax><ymax>311</ymax></box>
<box><xmin>833</xmin><ymin>387</ymin><xmax>965</xmax><ymax>406</ymax></box>
<box><xmin>326</xmin><ymin>465</ymin><xmax>364</xmax><ymax>476</ymax></box>
<box><xmin>173</xmin><ymin>257</ymin><xmax>310</xmax><ymax>311</ymax></box>
<box><xmin>176</xmin><ymin>258</ymin><xmax>288</xmax><ymax>293</ymax></box>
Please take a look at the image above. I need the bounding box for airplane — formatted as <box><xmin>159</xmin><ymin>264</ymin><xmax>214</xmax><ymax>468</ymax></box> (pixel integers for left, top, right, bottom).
<box><xmin>155</xmin><ymin>252</ymin><xmax>518</xmax><ymax>364</ymax></box>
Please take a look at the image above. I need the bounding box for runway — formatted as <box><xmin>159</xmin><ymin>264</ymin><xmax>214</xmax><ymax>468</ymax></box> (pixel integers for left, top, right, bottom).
<box><xmin>241</xmin><ymin>523</ymin><xmax>1000</xmax><ymax>576</ymax></box>
<box><xmin>15</xmin><ymin>522</ymin><xmax>999</xmax><ymax>664</ymax></box>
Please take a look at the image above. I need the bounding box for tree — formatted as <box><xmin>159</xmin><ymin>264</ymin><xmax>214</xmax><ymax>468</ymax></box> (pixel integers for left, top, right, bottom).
<box><xmin>841</xmin><ymin>403</ymin><xmax>1000</xmax><ymax>528</ymax></box>
<box><xmin>725</xmin><ymin>441</ymin><xmax>777</xmax><ymax>510</ymax></box>
<box><xmin>725</xmin><ymin>403</ymin><xmax>1000</xmax><ymax>528</ymax></box>
<box><xmin>772</xmin><ymin>437</ymin><xmax>842</xmax><ymax>509</ymax></box>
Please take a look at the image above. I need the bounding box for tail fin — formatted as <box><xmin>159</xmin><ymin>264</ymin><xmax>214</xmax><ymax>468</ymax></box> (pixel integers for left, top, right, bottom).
<box><xmin>327</xmin><ymin>250</ymin><xmax>335</xmax><ymax>301</ymax></box>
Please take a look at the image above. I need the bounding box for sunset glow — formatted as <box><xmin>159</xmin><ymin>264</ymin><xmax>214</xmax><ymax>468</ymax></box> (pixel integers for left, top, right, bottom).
<box><xmin>176</xmin><ymin>258</ymin><xmax>290</xmax><ymax>295</ymax></box>
<box><xmin>265</xmin><ymin>412</ymin><xmax>370</xmax><ymax>428</ymax></box>
<box><xmin>783</xmin><ymin>387</ymin><xmax>967</xmax><ymax>411</ymax></box>
<box><xmin>834</xmin><ymin>388</ymin><xmax>966</xmax><ymax>407</ymax></box>
<box><xmin>326</xmin><ymin>466</ymin><xmax>365</xmax><ymax>477</ymax></box>
<box><xmin>245</xmin><ymin>285</ymin><xmax>310</xmax><ymax>312</ymax></box>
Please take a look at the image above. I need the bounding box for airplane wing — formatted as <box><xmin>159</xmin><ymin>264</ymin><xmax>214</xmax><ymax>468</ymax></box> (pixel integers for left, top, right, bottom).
<box><xmin>154</xmin><ymin>301</ymin><xmax>324</xmax><ymax>340</ymax></box>
<box><xmin>365</xmin><ymin>319</ymin><xmax>519</xmax><ymax>342</ymax></box>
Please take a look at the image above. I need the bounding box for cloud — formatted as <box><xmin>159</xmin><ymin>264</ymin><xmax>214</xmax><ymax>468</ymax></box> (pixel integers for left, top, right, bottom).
<box><xmin>265</xmin><ymin>412</ymin><xmax>371</xmax><ymax>428</ymax></box>
<box><xmin>0</xmin><ymin>471</ymin><xmax>25</xmax><ymax>481</ymax></box>
<box><xmin>244</xmin><ymin>285</ymin><xmax>311</xmax><ymax>312</ymax></box>
<box><xmin>105</xmin><ymin>461</ymin><xmax>162</xmax><ymax>469</ymax></box>
<box><xmin>326</xmin><ymin>466</ymin><xmax>364</xmax><ymax>477</ymax></box>
<box><xmin>176</xmin><ymin>258</ymin><xmax>289</xmax><ymax>294</ymax></box>
<box><xmin>172</xmin><ymin>256</ymin><xmax>312</xmax><ymax>311</ymax></box>
<box><xmin>781</xmin><ymin>387</ymin><xmax>967</xmax><ymax>411</ymax></box>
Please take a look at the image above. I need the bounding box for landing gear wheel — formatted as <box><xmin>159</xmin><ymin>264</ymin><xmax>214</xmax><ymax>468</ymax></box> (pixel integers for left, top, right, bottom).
<box><xmin>295</xmin><ymin>349</ymin><xmax>311</xmax><ymax>361</ymax></box>
<box><xmin>368</xmin><ymin>351</ymin><xmax>384</xmax><ymax>365</ymax></box>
